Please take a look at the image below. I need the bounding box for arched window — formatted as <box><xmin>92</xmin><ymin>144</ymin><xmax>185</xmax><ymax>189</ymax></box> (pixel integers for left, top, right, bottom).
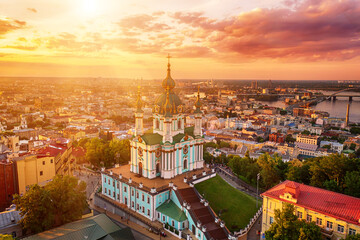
<box><xmin>156</xmin><ymin>119</ymin><xmax>160</xmax><ymax>129</ymax></box>
<box><xmin>183</xmin><ymin>159</ymin><xmax>188</xmax><ymax>169</ymax></box>
<box><xmin>156</xmin><ymin>162</ymin><xmax>160</xmax><ymax>173</ymax></box>
<box><xmin>178</xmin><ymin>119</ymin><xmax>181</xmax><ymax>130</ymax></box>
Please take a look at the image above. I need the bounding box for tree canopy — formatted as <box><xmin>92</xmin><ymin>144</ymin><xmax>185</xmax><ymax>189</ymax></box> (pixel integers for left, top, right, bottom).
<box><xmin>13</xmin><ymin>175</ymin><xmax>87</xmax><ymax>234</ymax></box>
<box><xmin>265</xmin><ymin>204</ymin><xmax>322</xmax><ymax>240</ymax></box>
<box><xmin>85</xmin><ymin>138</ymin><xmax>130</xmax><ymax>168</ymax></box>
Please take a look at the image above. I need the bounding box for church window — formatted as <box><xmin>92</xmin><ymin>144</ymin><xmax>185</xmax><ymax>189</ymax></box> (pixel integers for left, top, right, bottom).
<box><xmin>148</xmin><ymin>209</ymin><xmax>150</xmax><ymax>216</ymax></box>
<box><xmin>156</xmin><ymin>162</ymin><xmax>160</xmax><ymax>173</ymax></box>
<box><xmin>178</xmin><ymin>120</ymin><xmax>181</xmax><ymax>129</ymax></box>
<box><xmin>132</xmin><ymin>201</ymin><xmax>134</xmax><ymax>208</ymax></box>
<box><xmin>147</xmin><ymin>196</ymin><xmax>150</xmax><ymax>204</ymax></box>
<box><xmin>156</xmin><ymin>119</ymin><xmax>160</xmax><ymax>129</ymax></box>
<box><xmin>136</xmin><ymin>192</ymin><xmax>139</xmax><ymax>198</ymax></box>
<box><xmin>142</xmin><ymin>207</ymin><xmax>145</xmax><ymax>213</ymax></box>
<box><xmin>124</xmin><ymin>186</ymin><xmax>127</xmax><ymax>192</ymax></box>
<box><xmin>183</xmin><ymin>159</ymin><xmax>188</xmax><ymax>169</ymax></box>
<box><xmin>142</xmin><ymin>194</ymin><xmax>145</xmax><ymax>201</ymax></box>
<box><xmin>163</xmin><ymin>216</ymin><xmax>165</xmax><ymax>222</ymax></box>
<box><xmin>172</xmin><ymin>220</ymin><xmax>174</xmax><ymax>227</ymax></box>
<box><xmin>137</xmin><ymin>204</ymin><xmax>139</xmax><ymax>210</ymax></box>
<box><xmin>132</xmin><ymin>190</ymin><xmax>134</xmax><ymax>196</ymax></box>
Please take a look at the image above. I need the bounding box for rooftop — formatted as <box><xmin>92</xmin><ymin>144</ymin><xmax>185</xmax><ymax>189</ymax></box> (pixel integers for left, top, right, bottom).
<box><xmin>156</xmin><ymin>200</ymin><xmax>187</xmax><ymax>222</ymax></box>
<box><xmin>24</xmin><ymin>214</ymin><xmax>135</xmax><ymax>240</ymax></box>
<box><xmin>261</xmin><ymin>180</ymin><xmax>360</xmax><ymax>226</ymax></box>
<box><xmin>105</xmin><ymin>164</ymin><xmax>211</xmax><ymax>191</ymax></box>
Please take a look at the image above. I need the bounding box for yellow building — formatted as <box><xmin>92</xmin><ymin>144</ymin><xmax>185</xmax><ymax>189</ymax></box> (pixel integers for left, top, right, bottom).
<box><xmin>261</xmin><ymin>180</ymin><xmax>360</xmax><ymax>240</ymax></box>
<box><xmin>296</xmin><ymin>134</ymin><xmax>320</xmax><ymax>145</ymax></box>
<box><xmin>14</xmin><ymin>154</ymin><xmax>56</xmax><ymax>195</ymax></box>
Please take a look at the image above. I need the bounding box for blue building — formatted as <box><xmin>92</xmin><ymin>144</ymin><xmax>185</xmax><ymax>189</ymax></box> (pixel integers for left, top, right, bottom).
<box><xmin>100</xmin><ymin>59</ymin><xmax>231</xmax><ymax>240</ymax></box>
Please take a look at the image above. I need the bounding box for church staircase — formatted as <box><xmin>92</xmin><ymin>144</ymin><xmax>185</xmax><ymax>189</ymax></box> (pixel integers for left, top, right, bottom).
<box><xmin>176</xmin><ymin>187</ymin><xmax>229</xmax><ymax>240</ymax></box>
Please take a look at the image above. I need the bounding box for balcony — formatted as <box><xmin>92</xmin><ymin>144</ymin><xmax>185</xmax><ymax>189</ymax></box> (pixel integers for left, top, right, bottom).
<box><xmin>321</xmin><ymin>228</ymin><xmax>333</xmax><ymax>238</ymax></box>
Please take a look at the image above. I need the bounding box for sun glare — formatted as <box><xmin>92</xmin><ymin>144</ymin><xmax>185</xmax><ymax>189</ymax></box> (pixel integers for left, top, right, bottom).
<box><xmin>80</xmin><ymin>0</ymin><xmax>98</xmax><ymax>17</ymax></box>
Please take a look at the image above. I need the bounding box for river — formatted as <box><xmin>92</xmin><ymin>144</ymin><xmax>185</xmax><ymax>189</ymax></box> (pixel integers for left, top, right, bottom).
<box><xmin>258</xmin><ymin>91</ymin><xmax>360</xmax><ymax>123</ymax></box>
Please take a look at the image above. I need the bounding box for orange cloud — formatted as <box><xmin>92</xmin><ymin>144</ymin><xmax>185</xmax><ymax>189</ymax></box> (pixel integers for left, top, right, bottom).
<box><xmin>170</xmin><ymin>0</ymin><xmax>360</xmax><ymax>61</ymax></box>
<box><xmin>0</xmin><ymin>18</ymin><xmax>26</xmax><ymax>36</ymax></box>
<box><xmin>27</xmin><ymin>8</ymin><xmax>37</xmax><ymax>13</ymax></box>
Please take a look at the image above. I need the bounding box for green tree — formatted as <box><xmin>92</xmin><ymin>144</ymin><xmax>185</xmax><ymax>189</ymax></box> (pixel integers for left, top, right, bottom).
<box><xmin>13</xmin><ymin>175</ymin><xmax>87</xmax><ymax>233</ymax></box>
<box><xmin>285</xmin><ymin>134</ymin><xmax>296</xmax><ymax>143</ymax></box>
<box><xmin>265</xmin><ymin>204</ymin><xmax>300</xmax><ymax>240</ymax></box>
<box><xmin>344</xmin><ymin>171</ymin><xmax>360</xmax><ymax>198</ymax></box>
<box><xmin>265</xmin><ymin>203</ymin><xmax>321</xmax><ymax>240</ymax></box>
<box><xmin>343</xmin><ymin>234</ymin><xmax>360</xmax><ymax>240</ymax></box>
<box><xmin>257</xmin><ymin>153</ymin><xmax>282</xmax><ymax>189</ymax></box>
<box><xmin>0</xmin><ymin>234</ymin><xmax>15</xmax><ymax>240</ymax></box>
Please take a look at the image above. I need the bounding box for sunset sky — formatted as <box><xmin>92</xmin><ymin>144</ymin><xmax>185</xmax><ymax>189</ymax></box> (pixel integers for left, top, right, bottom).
<box><xmin>0</xmin><ymin>0</ymin><xmax>359</xmax><ymax>80</ymax></box>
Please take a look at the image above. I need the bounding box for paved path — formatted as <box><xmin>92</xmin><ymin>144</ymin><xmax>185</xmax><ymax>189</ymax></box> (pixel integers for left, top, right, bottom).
<box><xmin>246</xmin><ymin>213</ymin><xmax>262</xmax><ymax>240</ymax></box>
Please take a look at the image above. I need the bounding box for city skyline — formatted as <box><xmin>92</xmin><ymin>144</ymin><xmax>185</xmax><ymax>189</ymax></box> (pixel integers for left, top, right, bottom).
<box><xmin>0</xmin><ymin>0</ymin><xmax>360</xmax><ymax>80</ymax></box>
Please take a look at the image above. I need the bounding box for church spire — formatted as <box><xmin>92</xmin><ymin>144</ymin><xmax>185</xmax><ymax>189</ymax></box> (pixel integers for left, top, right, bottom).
<box><xmin>194</xmin><ymin>86</ymin><xmax>202</xmax><ymax>114</ymax></box>
<box><xmin>162</xmin><ymin>54</ymin><xmax>175</xmax><ymax>90</ymax></box>
<box><xmin>136</xmin><ymin>85</ymin><xmax>143</xmax><ymax>113</ymax></box>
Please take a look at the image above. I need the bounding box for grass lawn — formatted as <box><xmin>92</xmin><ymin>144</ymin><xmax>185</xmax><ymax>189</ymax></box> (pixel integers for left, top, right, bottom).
<box><xmin>195</xmin><ymin>175</ymin><xmax>261</xmax><ymax>232</ymax></box>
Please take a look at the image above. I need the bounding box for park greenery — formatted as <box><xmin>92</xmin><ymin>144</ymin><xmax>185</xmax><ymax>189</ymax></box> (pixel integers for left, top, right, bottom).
<box><xmin>265</xmin><ymin>203</ymin><xmax>322</xmax><ymax>240</ymax></box>
<box><xmin>13</xmin><ymin>175</ymin><xmax>87</xmax><ymax>234</ymax></box>
<box><xmin>195</xmin><ymin>175</ymin><xmax>261</xmax><ymax>232</ymax></box>
<box><xmin>73</xmin><ymin>137</ymin><xmax>130</xmax><ymax>168</ymax></box>
<box><xmin>205</xmin><ymin>146</ymin><xmax>360</xmax><ymax>198</ymax></box>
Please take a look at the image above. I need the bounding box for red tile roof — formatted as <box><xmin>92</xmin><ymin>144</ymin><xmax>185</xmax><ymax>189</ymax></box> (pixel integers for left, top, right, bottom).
<box><xmin>261</xmin><ymin>180</ymin><xmax>360</xmax><ymax>226</ymax></box>
<box><xmin>36</xmin><ymin>145</ymin><xmax>65</xmax><ymax>158</ymax></box>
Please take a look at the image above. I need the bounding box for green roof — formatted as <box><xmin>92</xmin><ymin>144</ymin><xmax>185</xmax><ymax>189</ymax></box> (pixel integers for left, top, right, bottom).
<box><xmin>156</xmin><ymin>200</ymin><xmax>187</xmax><ymax>222</ymax></box>
<box><xmin>141</xmin><ymin>133</ymin><xmax>163</xmax><ymax>145</ymax></box>
<box><xmin>23</xmin><ymin>214</ymin><xmax>135</xmax><ymax>240</ymax></box>
<box><xmin>184</xmin><ymin>126</ymin><xmax>195</xmax><ymax>137</ymax></box>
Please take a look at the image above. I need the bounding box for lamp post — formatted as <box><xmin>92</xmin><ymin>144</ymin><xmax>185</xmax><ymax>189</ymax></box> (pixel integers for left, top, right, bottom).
<box><xmin>256</xmin><ymin>173</ymin><xmax>260</xmax><ymax>209</ymax></box>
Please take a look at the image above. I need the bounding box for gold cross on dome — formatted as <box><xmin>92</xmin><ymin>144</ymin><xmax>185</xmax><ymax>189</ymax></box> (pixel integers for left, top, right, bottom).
<box><xmin>167</xmin><ymin>53</ymin><xmax>171</xmax><ymax>64</ymax></box>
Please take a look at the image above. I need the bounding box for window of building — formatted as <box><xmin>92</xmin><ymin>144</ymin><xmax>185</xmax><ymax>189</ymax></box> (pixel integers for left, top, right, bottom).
<box><xmin>132</xmin><ymin>190</ymin><xmax>134</xmax><ymax>196</ymax></box>
<box><xmin>113</xmin><ymin>192</ymin><xmax>115</xmax><ymax>198</ymax></box>
<box><xmin>269</xmin><ymin>216</ymin><xmax>274</xmax><ymax>224</ymax></box>
<box><xmin>117</xmin><ymin>194</ymin><xmax>119</xmax><ymax>200</ymax></box>
<box><xmin>142</xmin><ymin>207</ymin><xmax>145</xmax><ymax>213</ymax></box>
<box><xmin>40</xmin><ymin>171</ymin><xmax>43</xmax><ymax>176</ymax></box>
<box><xmin>42</xmin><ymin>161</ymin><xmax>45</xmax><ymax>165</ymax></box>
<box><xmin>104</xmin><ymin>188</ymin><xmax>107</xmax><ymax>194</ymax></box>
<box><xmin>306</xmin><ymin>214</ymin><xmax>312</xmax><ymax>222</ymax></box>
<box><xmin>148</xmin><ymin>209</ymin><xmax>150</xmax><ymax>216</ymax></box>
<box><xmin>117</xmin><ymin>182</ymin><xmax>119</xmax><ymax>188</ymax></box>
<box><xmin>108</xmin><ymin>179</ymin><xmax>110</xmax><ymax>184</ymax></box>
<box><xmin>349</xmin><ymin>228</ymin><xmax>356</xmax><ymax>235</ymax></box>
<box><xmin>183</xmin><ymin>222</ymin><xmax>185</xmax><ymax>228</ymax></box>
<box><xmin>183</xmin><ymin>159</ymin><xmax>188</xmax><ymax>169</ymax></box>
<box><xmin>136</xmin><ymin>192</ymin><xmax>139</xmax><ymax>198</ymax></box>
<box><xmin>178</xmin><ymin>120</ymin><xmax>181</xmax><ymax>130</ymax></box>
<box><xmin>124</xmin><ymin>186</ymin><xmax>127</xmax><ymax>192</ymax></box>
<box><xmin>156</xmin><ymin>119</ymin><xmax>160</xmax><ymax>129</ymax></box>
<box><xmin>132</xmin><ymin>201</ymin><xmax>134</xmax><ymax>208</ymax></box>
<box><xmin>51</xmin><ymin>159</ymin><xmax>53</xmax><ymax>163</ymax></box>
<box><xmin>316</xmin><ymin>218</ymin><xmax>322</xmax><ymax>226</ymax></box>
<box><xmin>142</xmin><ymin>194</ymin><xmax>144</xmax><ymax>201</ymax></box>
<box><xmin>147</xmin><ymin>196</ymin><xmax>150</xmax><ymax>204</ymax></box>
<box><xmin>172</xmin><ymin>220</ymin><xmax>174</xmax><ymax>227</ymax></box>
<box><xmin>137</xmin><ymin>204</ymin><xmax>139</xmax><ymax>210</ymax></box>
<box><xmin>113</xmin><ymin>181</ymin><xmax>115</xmax><ymax>187</ymax></box>
<box><xmin>327</xmin><ymin>221</ymin><xmax>333</xmax><ymax>229</ymax></box>
<box><xmin>297</xmin><ymin>212</ymin><xmax>303</xmax><ymax>219</ymax></box>
<box><xmin>337</xmin><ymin>225</ymin><xmax>344</xmax><ymax>233</ymax></box>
